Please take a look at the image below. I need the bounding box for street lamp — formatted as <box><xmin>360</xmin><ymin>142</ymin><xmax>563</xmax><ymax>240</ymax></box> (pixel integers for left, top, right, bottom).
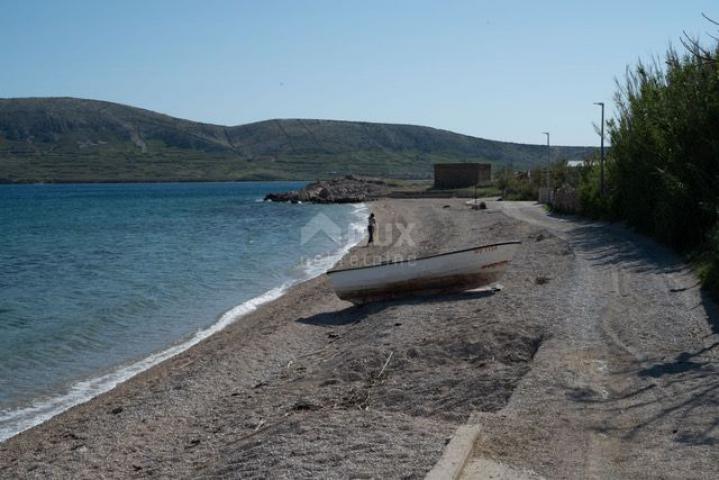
<box><xmin>594</xmin><ymin>102</ymin><xmax>605</xmax><ymax>195</ymax></box>
<box><xmin>542</xmin><ymin>131</ymin><xmax>550</xmax><ymax>188</ymax></box>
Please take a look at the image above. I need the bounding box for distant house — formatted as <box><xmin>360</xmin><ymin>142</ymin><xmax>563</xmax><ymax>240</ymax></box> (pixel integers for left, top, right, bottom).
<box><xmin>433</xmin><ymin>163</ymin><xmax>492</xmax><ymax>189</ymax></box>
<box><xmin>567</xmin><ymin>160</ymin><xmax>585</xmax><ymax>168</ymax></box>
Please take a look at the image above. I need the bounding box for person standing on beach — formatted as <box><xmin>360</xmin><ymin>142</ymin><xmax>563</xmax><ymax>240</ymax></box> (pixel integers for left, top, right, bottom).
<box><xmin>367</xmin><ymin>213</ymin><xmax>376</xmax><ymax>245</ymax></box>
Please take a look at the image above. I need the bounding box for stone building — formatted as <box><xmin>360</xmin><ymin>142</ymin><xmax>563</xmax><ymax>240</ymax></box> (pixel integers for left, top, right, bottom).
<box><xmin>433</xmin><ymin>163</ymin><xmax>492</xmax><ymax>189</ymax></box>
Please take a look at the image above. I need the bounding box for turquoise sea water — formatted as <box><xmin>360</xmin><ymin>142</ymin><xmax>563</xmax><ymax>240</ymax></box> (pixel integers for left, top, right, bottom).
<box><xmin>0</xmin><ymin>182</ymin><xmax>366</xmax><ymax>441</ymax></box>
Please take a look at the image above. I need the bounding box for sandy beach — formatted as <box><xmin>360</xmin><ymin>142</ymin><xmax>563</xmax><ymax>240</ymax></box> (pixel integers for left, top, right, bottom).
<box><xmin>1</xmin><ymin>198</ymin><xmax>718</xmax><ymax>479</ymax></box>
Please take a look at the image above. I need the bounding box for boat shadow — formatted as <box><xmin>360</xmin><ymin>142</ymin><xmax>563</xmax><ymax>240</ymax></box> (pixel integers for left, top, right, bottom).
<box><xmin>296</xmin><ymin>288</ymin><xmax>499</xmax><ymax>327</ymax></box>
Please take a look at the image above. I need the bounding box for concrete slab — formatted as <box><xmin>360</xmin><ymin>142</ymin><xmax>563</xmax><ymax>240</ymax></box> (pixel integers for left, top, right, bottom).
<box><xmin>425</xmin><ymin>424</ymin><xmax>481</xmax><ymax>480</ymax></box>
<box><xmin>460</xmin><ymin>458</ymin><xmax>546</xmax><ymax>480</ymax></box>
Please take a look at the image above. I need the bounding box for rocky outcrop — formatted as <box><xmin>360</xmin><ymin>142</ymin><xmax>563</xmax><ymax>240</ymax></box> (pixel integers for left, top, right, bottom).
<box><xmin>264</xmin><ymin>176</ymin><xmax>390</xmax><ymax>203</ymax></box>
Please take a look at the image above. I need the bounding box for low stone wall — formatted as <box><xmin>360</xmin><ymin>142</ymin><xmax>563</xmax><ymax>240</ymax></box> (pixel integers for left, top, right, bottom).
<box><xmin>538</xmin><ymin>187</ymin><xmax>581</xmax><ymax>213</ymax></box>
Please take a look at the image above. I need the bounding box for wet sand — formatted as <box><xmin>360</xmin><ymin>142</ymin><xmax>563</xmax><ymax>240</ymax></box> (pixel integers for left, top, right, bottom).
<box><xmin>0</xmin><ymin>198</ymin><xmax>559</xmax><ymax>479</ymax></box>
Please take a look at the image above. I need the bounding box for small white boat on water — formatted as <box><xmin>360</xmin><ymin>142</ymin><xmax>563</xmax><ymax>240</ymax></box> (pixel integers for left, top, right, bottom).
<box><xmin>327</xmin><ymin>241</ymin><xmax>521</xmax><ymax>304</ymax></box>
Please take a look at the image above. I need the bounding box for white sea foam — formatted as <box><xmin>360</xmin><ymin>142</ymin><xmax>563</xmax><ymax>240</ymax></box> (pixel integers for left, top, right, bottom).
<box><xmin>0</xmin><ymin>203</ymin><xmax>369</xmax><ymax>443</ymax></box>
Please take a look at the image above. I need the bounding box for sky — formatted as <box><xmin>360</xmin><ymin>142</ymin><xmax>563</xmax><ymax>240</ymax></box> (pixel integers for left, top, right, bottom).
<box><xmin>1</xmin><ymin>0</ymin><xmax>717</xmax><ymax>146</ymax></box>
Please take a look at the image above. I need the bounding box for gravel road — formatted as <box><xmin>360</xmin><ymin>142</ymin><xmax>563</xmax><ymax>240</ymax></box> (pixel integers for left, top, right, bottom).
<box><xmin>462</xmin><ymin>201</ymin><xmax>719</xmax><ymax>480</ymax></box>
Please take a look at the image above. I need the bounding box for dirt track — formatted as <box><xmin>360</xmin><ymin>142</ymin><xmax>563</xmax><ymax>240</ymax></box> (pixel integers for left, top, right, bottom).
<box><xmin>462</xmin><ymin>201</ymin><xmax>719</xmax><ymax>479</ymax></box>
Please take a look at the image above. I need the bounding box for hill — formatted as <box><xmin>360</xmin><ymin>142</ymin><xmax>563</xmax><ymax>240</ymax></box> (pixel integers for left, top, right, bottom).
<box><xmin>0</xmin><ymin>97</ymin><xmax>596</xmax><ymax>183</ymax></box>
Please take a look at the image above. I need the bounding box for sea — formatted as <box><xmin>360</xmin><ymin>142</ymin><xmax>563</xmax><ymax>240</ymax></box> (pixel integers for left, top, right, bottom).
<box><xmin>0</xmin><ymin>182</ymin><xmax>367</xmax><ymax>441</ymax></box>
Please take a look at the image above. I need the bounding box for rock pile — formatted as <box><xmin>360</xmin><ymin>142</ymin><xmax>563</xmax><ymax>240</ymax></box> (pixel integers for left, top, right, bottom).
<box><xmin>264</xmin><ymin>175</ymin><xmax>390</xmax><ymax>203</ymax></box>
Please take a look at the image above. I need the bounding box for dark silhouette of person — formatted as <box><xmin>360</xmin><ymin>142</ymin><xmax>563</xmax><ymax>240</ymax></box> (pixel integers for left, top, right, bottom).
<box><xmin>367</xmin><ymin>213</ymin><xmax>376</xmax><ymax>245</ymax></box>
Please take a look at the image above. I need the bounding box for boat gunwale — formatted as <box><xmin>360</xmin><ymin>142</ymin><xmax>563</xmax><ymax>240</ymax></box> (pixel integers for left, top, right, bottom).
<box><xmin>327</xmin><ymin>240</ymin><xmax>522</xmax><ymax>274</ymax></box>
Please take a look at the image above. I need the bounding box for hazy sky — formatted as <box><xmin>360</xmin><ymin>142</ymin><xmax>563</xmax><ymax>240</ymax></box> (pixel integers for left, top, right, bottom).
<box><xmin>2</xmin><ymin>0</ymin><xmax>716</xmax><ymax>145</ymax></box>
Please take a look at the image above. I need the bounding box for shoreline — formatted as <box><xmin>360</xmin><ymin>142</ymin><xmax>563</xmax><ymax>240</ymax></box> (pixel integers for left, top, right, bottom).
<box><xmin>0</xmin><ymin>179</ymin><xmax>318</xmax><ymax>186</ymax></box>
<box><xmin>3</xmin><ymin>199</ymin><xmax>717</xmax><ymax>478</ymax></box>
<box><xmin>0</xmin><ymin>285</ymin><xmax>290</xmax><ymax>444</ymax></box>
<box><xmin>0</xmin><ymin>198</ymin><xmax>549</xmax><ymax>478</ymax></box>
<box><xmin>0</xmin><ymin>202</ymin><xmax>369</xmax><ymax>444</ymax></box>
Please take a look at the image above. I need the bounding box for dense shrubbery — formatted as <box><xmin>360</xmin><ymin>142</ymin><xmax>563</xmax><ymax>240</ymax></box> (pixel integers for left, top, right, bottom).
<box><xmin>609</xmin><ymin>52</ymin><xmax>719</xmax><ymax>248</ymax></box>
<box><xmin>583</xmin><ymin>28</ymin><xmax>719</xmax><ymax>295</ymax></box>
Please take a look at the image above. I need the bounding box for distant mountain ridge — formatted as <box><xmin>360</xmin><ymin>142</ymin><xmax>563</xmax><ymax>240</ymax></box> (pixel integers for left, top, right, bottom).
<box><xmin>0</xmin><ymin>97</ymin><xmax>596</xmax><ymax>183</ymax></box>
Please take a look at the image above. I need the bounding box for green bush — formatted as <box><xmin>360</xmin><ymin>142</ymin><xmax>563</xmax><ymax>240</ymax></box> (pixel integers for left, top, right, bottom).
<box><xmin>495</xmin><ymin>161</ymin><xmax>583</xmax><ymax>201</ymax></box>
<box><xmin>608</xmin><ymin>47</ymin><xmax>719</xmax><ymax>251</ymax></box>
<box><xmin>578</xmin><ymin>163</ymin><xmax>611</xmax><ymax>219</ymax></box>
<box><xmin>601</xmin><ymin>26</ymin><xmax>719</xmax><ymax>299</ymax></box>
<box><xmin>495</xmin><ymin>166</ymin><xmax>541</xmax><ymax>200</ymax></box>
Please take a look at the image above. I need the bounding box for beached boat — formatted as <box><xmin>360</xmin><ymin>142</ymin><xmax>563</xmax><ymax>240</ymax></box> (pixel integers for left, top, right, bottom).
<box><xmin>327</xmin><ymin>241</ymin><xmax>521</xmax><ymax>304</ymax></box>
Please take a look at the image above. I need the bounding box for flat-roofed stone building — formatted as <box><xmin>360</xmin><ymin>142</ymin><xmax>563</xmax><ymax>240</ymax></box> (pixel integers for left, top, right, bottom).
<box><xmin>433</xmin><ymin>163</ymin><xmax>491</xmax><ymax>189</ymax></box>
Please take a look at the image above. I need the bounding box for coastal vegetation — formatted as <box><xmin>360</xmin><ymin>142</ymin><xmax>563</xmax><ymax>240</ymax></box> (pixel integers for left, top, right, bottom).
<box><xmin>494</xmin><ymin>160</ymin><xmax>585</xmax><ymax>201</ymax></box>
<box><xmin>497</xmin><ymin>18</ymin><xmax>719</xmax><ymax>298</ymax></box>
<box><xmin>0</xmin><ymin>98</ymin><xmax>594</xmax><ymax>183</ymax></box>
<box><xmin>581</xmin><ymin>19</ymin><xmax>719</xmax><ymax>297</ymax></box>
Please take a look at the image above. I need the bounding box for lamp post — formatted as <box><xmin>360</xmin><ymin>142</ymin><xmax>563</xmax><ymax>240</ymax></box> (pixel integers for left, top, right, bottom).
<box><xmin>542</xmin><ymin>131</ymin><xmax>550</xmax><ymax>188</ymax></box>
<box><xmin>594</xmin><ymin>102</ymin><xmax>605</xmax><ymax>195</ymax></box>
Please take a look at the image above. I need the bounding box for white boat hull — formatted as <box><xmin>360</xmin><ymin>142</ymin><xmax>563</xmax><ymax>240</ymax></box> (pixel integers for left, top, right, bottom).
<box><xmin>327</xmin><ymin>241</ymin><xmax>520</xmax><ymax>304</ymax></box>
